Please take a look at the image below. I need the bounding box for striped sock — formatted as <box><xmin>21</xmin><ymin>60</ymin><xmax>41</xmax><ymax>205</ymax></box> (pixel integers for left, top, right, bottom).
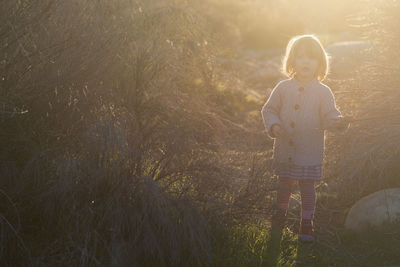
<box><xmin>299</xmin><ymin>179</ymin><xmax>316</xmax><ymax>221</ymax></box>
<box><xmin>276</xmin><ymin>177</ymin><xmax>296</xmax><ymax>211</ymax></box>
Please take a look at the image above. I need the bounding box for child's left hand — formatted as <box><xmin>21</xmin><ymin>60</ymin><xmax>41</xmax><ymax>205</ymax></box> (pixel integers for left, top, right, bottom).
<box><xmin>330</xmin><ymin>116</ymin><xmax>353</xmax><ymax>130</ymax></box>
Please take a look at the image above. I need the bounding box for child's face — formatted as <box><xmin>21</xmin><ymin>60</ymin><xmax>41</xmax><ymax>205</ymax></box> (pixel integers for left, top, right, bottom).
<box><xmin>294</xmin><ymin>48</ymin><xmax>318</xmax><ymax>80</ymax></box>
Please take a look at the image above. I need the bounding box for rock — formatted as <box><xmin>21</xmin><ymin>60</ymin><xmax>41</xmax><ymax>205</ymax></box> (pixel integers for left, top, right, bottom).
<box><xmin>325</xmin><ymin>40</ymin><xmax>372</xmax><ymax>79</ymax></box>
<box><xmin>326</xmin><ymin>41</ymin><xmax>371</xmax><ymax>57</ymax></box>
<box><xmin>344</xmin><ymin>188</ymin><xmax>400</xmax><ymax>232</ymax></box>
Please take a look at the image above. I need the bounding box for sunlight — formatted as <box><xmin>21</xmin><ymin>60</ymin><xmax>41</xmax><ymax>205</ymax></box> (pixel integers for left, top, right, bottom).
<box><xmin>2</xmin><ymin>0</ymin><xmax>400</xmax><ymax>265</ymax></box>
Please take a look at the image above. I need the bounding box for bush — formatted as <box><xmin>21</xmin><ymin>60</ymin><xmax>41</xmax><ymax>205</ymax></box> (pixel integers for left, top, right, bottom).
<box><xmin>0</xmin><ymin>0</ymin><xmax>245</xmax><ymax>265</ymax></box>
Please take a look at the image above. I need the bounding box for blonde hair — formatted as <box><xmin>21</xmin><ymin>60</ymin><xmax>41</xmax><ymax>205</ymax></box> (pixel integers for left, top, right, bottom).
<box><xmin>282</xmin><ymin>34</ymin><xmax>329</xmax><ymax>81</ymax></box>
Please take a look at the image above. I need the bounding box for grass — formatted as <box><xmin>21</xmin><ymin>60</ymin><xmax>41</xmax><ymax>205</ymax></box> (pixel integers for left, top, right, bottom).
<box><xmin>212</xmin><ymin>215</ymin><xmax>400</xmax><ymax>267</ymax></box>
<box><xmin>2</xmin><ymin>0</ymin><xmax>400</xmax><ymax>265</ymax></box>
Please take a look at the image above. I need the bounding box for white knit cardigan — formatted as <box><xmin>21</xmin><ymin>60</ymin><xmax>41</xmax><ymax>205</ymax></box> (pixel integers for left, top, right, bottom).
<box><xmin>261</xmin><ymin>77</ymin><xmax>348</xmax><ymax>166</ymax></box>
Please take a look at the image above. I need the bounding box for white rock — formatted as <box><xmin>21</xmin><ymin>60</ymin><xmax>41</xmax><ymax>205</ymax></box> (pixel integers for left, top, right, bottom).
<box><xmin>344</xmin><ymin>188</ymin><xmax>400</xmax><ymax>231</ymax></box>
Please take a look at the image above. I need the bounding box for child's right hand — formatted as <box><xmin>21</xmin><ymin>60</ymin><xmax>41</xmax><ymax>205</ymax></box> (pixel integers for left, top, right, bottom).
<box><xmin>271</xmin><ymin>124</ymin><xmax>285</xmax><ymax>138</ymax></box>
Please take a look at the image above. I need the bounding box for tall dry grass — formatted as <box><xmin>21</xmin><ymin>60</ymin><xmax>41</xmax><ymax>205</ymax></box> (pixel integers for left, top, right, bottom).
<box><xmin>0</xmin><ymin>0</ymin><xmax>250</xmax><ymax>265</ymax></box>
<box><xmin>322</xmin><ymin>0</ymin><xmax>400</xmax><ymax>205</ymax></box>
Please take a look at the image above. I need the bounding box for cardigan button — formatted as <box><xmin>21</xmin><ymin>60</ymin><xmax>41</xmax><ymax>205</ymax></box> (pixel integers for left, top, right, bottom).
<box><xmin>294</xmin><ymin>104</ymin><xmax>300</xmax><ymax>110</ymax></box>
<box><xmin>290</xmin><ymin>122</ymin><xmax>295</xmax><ymax>128</ymax></box>
<box><xmin>288</xmin><ymin>157</ymin><xmax>292</xmax><ymax>161</ymax></box>
<box><xmin>289</xmin><ymin>140</ymin><xmax>294</xmax><ymax>146</ymax></box>
<box><xmin>298</xmin><ymin>87</ymin><xmax>304</xmax><ymax>92</ymax></box>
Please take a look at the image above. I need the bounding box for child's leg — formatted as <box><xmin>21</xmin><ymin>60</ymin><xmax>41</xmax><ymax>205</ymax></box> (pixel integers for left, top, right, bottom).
<box><xmin>276</xmin><ymin>177</ymin><xmax>296</xmax><ymax>211</ymax></box>
<box><xmin>298</xmin><ymin>179</ymin><xmax>316</xmax><ymax>221</ymax></box>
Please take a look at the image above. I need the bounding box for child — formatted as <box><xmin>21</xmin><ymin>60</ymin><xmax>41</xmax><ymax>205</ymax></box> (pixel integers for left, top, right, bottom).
<box><xmin>261</xmin><ymin>34</ymin><xmax>352</xmax><ymax>242</ymax></box>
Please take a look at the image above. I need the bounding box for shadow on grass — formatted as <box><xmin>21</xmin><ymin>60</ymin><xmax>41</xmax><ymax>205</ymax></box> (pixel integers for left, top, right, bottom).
<box><xmin>295</xmin><ymin>238</ymin><xmax>316</xmax><ymax>267</ymax></box>
<box><xmin>264</xmin><ymin>222</ymin><xmax>316</xmax><ymax>267</ymax></box>
<box><xmin>263</xmin><ymin>224</ymin><xmax>284</xmax><ymax>267</ymax></box>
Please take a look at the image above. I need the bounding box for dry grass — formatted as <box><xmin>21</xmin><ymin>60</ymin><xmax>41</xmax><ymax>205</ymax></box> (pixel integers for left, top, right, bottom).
<box><xmin>2</xmin><ymin>0</ymin><xmax>400</xmax><ymax>266</ymax></box>
<box><xmin>322</xmin><ymin>1</ymin><xmax>400</xmax><ymax>204</ymax></box>
<box><xmin>0</xmin><ymin>0</ymin><xmax>244</xmax><ymax>265</ymax></box>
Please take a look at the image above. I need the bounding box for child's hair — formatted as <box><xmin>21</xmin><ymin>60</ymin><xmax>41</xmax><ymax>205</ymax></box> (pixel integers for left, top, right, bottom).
<box><xmin>282</xmin><ymin>34</ymin><xmax>329</xmax><ymax>81</ymax></box>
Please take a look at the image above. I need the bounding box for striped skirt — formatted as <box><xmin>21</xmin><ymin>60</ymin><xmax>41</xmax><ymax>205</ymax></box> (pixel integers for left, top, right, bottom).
<box><xmin>274</xmin><ymin>162</ymin><xmax>322</xmax><ymax>181</ymax></box>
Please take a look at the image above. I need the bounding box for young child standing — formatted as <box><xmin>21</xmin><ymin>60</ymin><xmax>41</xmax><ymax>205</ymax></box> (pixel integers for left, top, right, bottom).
<box><xmin>261</xmin><ymin>35</ymin><xmax>351</xmax><ymax>242</ymax></box>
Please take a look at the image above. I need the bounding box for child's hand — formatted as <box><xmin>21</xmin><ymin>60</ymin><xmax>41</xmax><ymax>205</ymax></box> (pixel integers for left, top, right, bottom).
<box><xmin>330</xmin><ymin>116</ymin><xmax>353</xmax><ymax>130</ymax></box>
<box><xmin>343</xmin><ymin>115</ymin><xmax>355</xmax><ymax>125</ymax></box>
<box><xmin>271</xmin><ymin>124</ymin><xmax>285</xmax><ymax>138</ymax></box>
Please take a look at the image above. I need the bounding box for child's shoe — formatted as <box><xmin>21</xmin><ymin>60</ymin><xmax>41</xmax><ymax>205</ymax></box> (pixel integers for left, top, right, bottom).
<box><xmin>271</xmin><ymin>207</ymin><xmax>287</xmax><ymax>229</ymax></box>
<box><xmin>299</xmin><ymin>219</ymin><xmax>314</xmax><ymax>242</ymax></box>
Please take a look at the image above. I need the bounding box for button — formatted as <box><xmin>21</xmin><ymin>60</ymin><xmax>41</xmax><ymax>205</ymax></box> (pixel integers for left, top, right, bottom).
<box><xmin>294</xmin><ymin>104</ymin><xmax>300</xmax><ymax>110</ymax></box>
<box><xmin>290</xmin><ymin>122</ymin><xmax>295</xmax><ymax>128</ymax></box>
<box><xmin>288</xmin><ymin>157</ymin><xmax>292</xmax><ymax>161</ymax></box>
<box><xmin>298</xmin><ymin>87</ymin><xmax>304</xmax><ymax>92</ymax></box>
<box><xmin>289</xmin><ymin>140</ymin><xmax>294</xmax><ymax>146</ymax></box>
